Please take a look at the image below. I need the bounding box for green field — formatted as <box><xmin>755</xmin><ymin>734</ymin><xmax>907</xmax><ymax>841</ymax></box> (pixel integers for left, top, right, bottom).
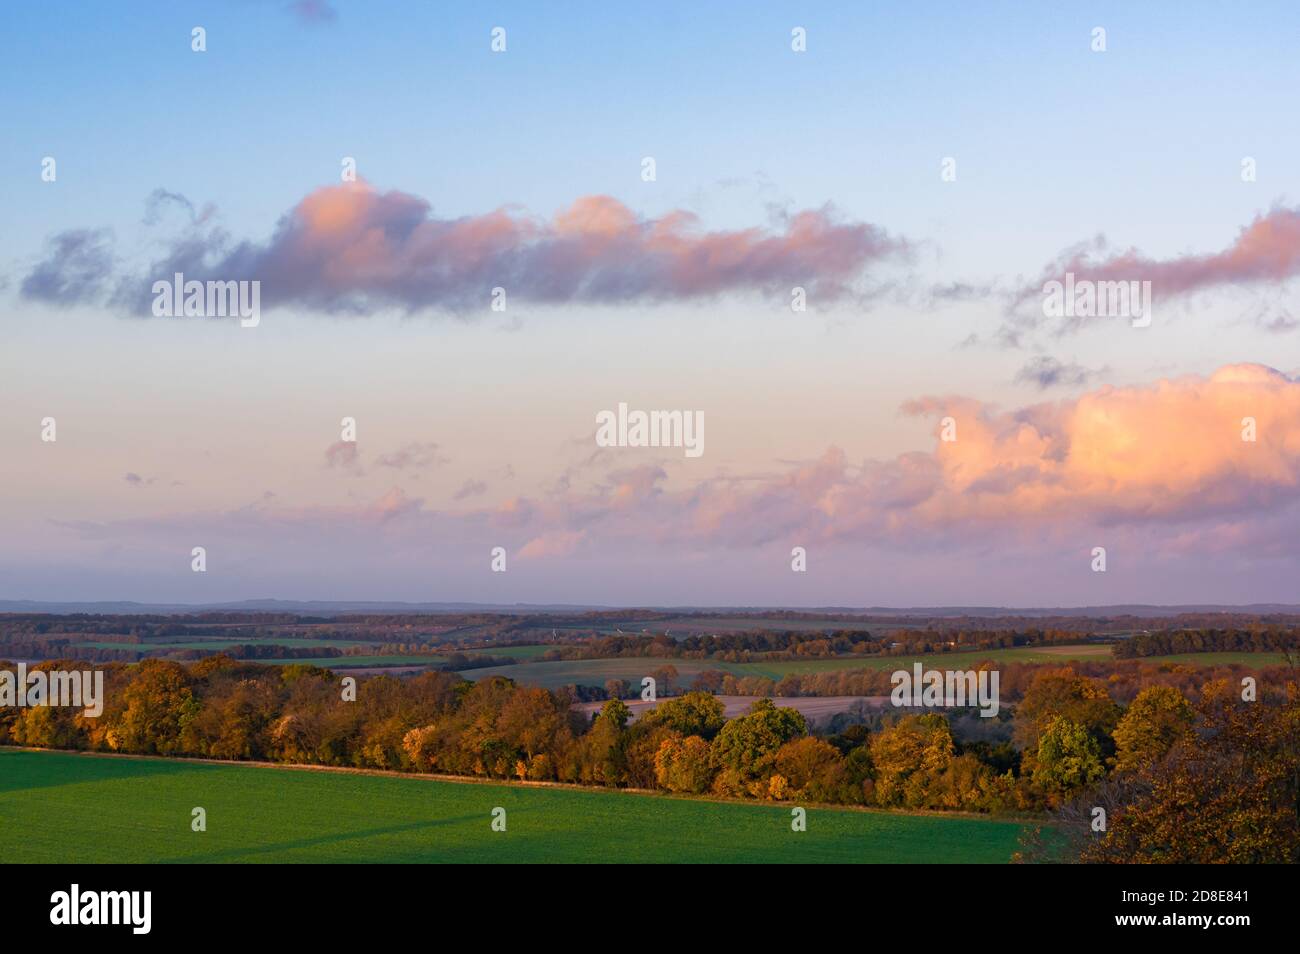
<box><xmin>461</xmin><ymin>644</ymin><xmax>553</xmax><ymax>659</ymax></box>
<box><xmin>245</xmin><ymin>655</ymin><xmax>445</xmax><ymax>668</ymax></box>
<box><xmin>509</xmin><ymin>617</ymin><xmax>883</xmax><ymax>637</ymax></box>
<box><xmin>72</xmin><ymin>637</ymin><xmax>372</xmax><ymax>651</ymax></box>
<box><xmin>0</xmin><ymin>749</ymin><xmax>1024</xmax><ymax>863</ymax></box>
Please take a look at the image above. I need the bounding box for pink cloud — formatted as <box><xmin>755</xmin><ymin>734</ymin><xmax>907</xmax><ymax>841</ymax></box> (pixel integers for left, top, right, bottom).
<box><xmin>367</xmin><ymin>487</ymin><xmax>422</xmax><ymax>521</ymax></box>
<box><xmin>51</xmin><ymin>365</ymin><xmax>1300</xmax><ymax>568</ymax></box>
<box><xmin>43</xmin><ymin>182</ymin><xmax>906</xmax><ymax>316</ymax></box>
<box><xmin>1015</xmin><ymin>205</ymin><xmax>1300</xmax><ymax>323</ymax></box>
<box><xmin>518</xmin><ymin>530</ymin><xmax>587</xmax><ymax>560</ymax></box>
<box><xmin>691</xmin><ymin>363</ymin><xmax>1300</xmax><ymax>543</ymax></box>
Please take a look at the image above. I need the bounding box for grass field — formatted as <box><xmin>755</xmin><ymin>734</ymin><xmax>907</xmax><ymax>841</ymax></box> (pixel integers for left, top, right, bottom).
<box><xmin>0</xmin><ymin>749</ymin><xmax>1025</xmax><ymax>863</ymax></box>
<box><xmin>72</xmin><ymin>637</ymin><xmax>372</xmax><ymax>651</ymax></box>
<box><xmin>461</xmin><ymin>644</ymin><xmax>553</xmax><ymax>659</ymax></box>
<box><xmin>245</xmin><ymin>655</ymin><xmax>445</xmax><ymax>668</ymax></box>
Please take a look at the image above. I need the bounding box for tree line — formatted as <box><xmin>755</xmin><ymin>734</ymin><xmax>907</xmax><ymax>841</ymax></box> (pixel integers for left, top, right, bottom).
<box><xmin>1</xmin><ymin>655</ymin><xmax>1295</xmax><ymax>861</ymax></box>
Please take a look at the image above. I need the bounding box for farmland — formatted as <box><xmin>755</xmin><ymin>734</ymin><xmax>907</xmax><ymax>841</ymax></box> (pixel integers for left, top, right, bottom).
<box><xmin>0</xmin><ymin>749</ymin><xmax>1025</xmax><ymax>864</ymax></box>
<box><xmin>455</xmin><ymin>645</ymin><xmax>1111</xmax><ymax>689</ymax></box>
<box><xmin>456</xmin><ymin>644</ymin><xmax>1290</xmax><ymax>689</ymax></box>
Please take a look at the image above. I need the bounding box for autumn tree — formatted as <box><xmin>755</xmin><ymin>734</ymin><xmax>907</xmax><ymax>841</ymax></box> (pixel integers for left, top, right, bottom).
<box><xmin>1112</xmin><ymin>684</ymin><xmax>1194</xmax><ymax>774</ymax></box>
<box><xmin>772</xmin><ymin>736</ymin><xmax>853</xmax><ymax>803</ymax></box>
<box><xmin>639</xmin><ymin>691</ymin><xmax>726</xmax><ymax>739</ymax></box>
<box><xmin>711</xmin><ymin>699</ymin><xmax>807</xmax><ymax>795</ymax></box>
<box><xmin>580</xmin><ymin>698</ymin><xmax>630</xmax><ymax>786</ymax></box>
<box><xmin>869</xmin><ymin>713</ymin><xmax>954</xmax><ymax>808</ymax></box>
<box><xmin>654</xmin><ymin>735</ymin><xmax>715</xmax><ymax>793</ymax></box>
<box><xmin>1015</xmin><ymin>668</ymin><xmax>1120</xmax><ymax>777</ymax></box>
<box><xmin>110</xmin><ymin>659</ymin><xmax>198</xmax><ymax>755</ymax></box>
<box><xmin>1080</xmin><ymin>681</ymin><xmax>1300</xmax><ymax>863</ymax></box>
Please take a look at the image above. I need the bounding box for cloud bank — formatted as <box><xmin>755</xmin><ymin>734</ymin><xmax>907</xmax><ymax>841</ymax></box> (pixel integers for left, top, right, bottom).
<box><xmin>56</xmin><ymin>364</ymin><xmax>1300</xmax><ymax>562</ymax></box>
<box><xmin>22</xmin><ymin>183</ymin><xmax>907</xmax><ymax>316</ymax></box>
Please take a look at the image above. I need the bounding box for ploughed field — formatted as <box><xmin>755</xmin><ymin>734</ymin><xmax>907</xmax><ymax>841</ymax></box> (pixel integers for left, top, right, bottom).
<box><xmin>0</xmin><ymin>749</ymin><xmax>1024</xmax><ymax>863</ymax></box>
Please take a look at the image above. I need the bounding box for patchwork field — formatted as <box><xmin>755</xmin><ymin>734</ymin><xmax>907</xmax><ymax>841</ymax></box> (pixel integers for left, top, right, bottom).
<box><xmin>457</xmin><ymin>645</ymin><xmax>1288</xmax><ymax>689</ymax></box>
<box><xmin>245</xmin><ymin>655</ymin><xmax>446</xmax><ymax>668</ymax></box>
<box><xmin>0</xmin><ymin>749</ymin><xmax>1025</xmax><ymax>864</ymax></box>
<box><xmin>454</xmin><ymin>646</ymin><xmax>1106</xmax><ymax>689</ymax></box>
<box><xmin>72</xmin><ymin>637</ymin><xmax>371</xmax><ymax>651</ymax></box>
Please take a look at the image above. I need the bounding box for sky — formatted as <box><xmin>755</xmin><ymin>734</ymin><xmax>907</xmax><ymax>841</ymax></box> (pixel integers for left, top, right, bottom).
<box><xmin>5</xmin><ymin>1</ymin><xmax>1300</xmax><ymax>606</ymax></box>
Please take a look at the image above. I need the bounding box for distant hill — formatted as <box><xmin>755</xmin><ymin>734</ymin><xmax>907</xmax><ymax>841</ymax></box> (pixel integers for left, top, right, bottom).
<box><xmin>5</xmin><ymin>599</ymin><xmax>1300</xmax><ymax>618</ymax></box>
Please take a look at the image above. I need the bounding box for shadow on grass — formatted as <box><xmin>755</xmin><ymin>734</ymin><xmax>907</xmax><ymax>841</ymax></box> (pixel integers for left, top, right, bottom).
<box><xmin>0</xmin><ymin>749</ymin><xmax>213</xmax><ymax>795</ymax></box>
<box><xmin>161</xmin><ymin>814</ymin><xmax>486</xmax><ymax>863</ymax></box>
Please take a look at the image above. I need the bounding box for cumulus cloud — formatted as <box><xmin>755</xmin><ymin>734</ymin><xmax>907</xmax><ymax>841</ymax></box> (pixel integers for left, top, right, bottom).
<box><xmin>27</xmin><ymin>182</ymin><xmax>907</xmax><ymax>316</ymax></box>
<box><xmin>822</xmin><ymin>363</ymin><xmax>1300</xmax><ymax>535</ymax></box>
<box><xmin>507</xmin><ymin>363</ymin><xmax>1300</xmax><ymax>549</ymax></box>
<box><xmin>52</xmin><ymin>366</ymin><xmax>1300</xmax><ymax>569</ymax></box>
<box><xmin>21</xmin><ymin>229</ymin><xmax>115</xmax><ymax>305</ymax></box>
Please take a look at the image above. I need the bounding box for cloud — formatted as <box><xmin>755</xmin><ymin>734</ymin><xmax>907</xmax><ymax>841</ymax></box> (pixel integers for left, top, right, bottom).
<box><xmin>323</xmin><ymin>441</ymin><xmax>360</xmax><ymax>471</ymax></box>
<box><xmin>1253</xmin><ymin>308</ymin><xmax>1298</xmax><ymax>334</ymax></box>
<box><xmin>453</xmin><ymin>479</ymin><xmax>488</xmax><ymax>501</ymax></box>
<box><xmin>21</xmin><ymin>229</ymin><xmax>115</xmax><ymax>305</ymax></box>
<box><xmin>29</xmin><ymin>182</ymin><xmax>907</xmax><ymax>316</ymax></box>
<box><xmin>123</xmin><ymin>473</ymin><xmax>156</xmax><ymax>488</ymax></box>
<box><xmin>1014</xmin><ymin>356</ymin><xmax>1098</xmax><ymax>390</ymax></box>
<box><xmin>518</xmin><ymin>530</ymin><xmax>587</xmax><ymax>560</ymax></box>
<box><xmin>368</xmin><ymin>487</ymin><xmax>421</xmax><ymax>521</ymax></box>
<box><xmin>1006</xmin><ymin>204</ymin><xmax>1300</xmax><ymax>339</ymax></box>
<box><xmin>821</xmin><ymin>362</ymin><xmax>1300</xmax><ymax>535</ymax></box>
<box><xmin>50</xmin><ymin>366</ymin><xmax>1300</xmax><ymax>572</ymax></box>
<box><xmin>506</xmin><ymin>363</ymin><xmax>1300</xmax><ymax>550</ymax></box>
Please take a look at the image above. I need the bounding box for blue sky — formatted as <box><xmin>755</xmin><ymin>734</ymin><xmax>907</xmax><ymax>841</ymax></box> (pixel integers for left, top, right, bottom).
<box><xmin>6</xmin><ymin>2</ymin><xmax>1300</xmax><ymax>605</ymax></box>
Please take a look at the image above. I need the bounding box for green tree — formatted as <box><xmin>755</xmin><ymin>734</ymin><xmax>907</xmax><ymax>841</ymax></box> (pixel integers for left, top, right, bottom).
<box><xmin>640</xmin><ymin>691</ymin><xmax>725</xmax><ymax>739</ymax></box>
<box><xmin>711</xmin><ymin>699</ymin><xmax>807</xmax><ymax>779</ymax></box>
<box><xmin>1032</xmin><ymin>716</ymin><xmax>1105</xmax><ymax>795</ymax></box>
